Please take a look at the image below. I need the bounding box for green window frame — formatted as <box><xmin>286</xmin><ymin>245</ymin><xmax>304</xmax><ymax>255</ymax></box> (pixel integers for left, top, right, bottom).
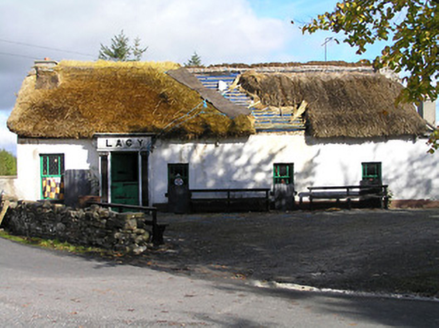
<box><xmin>168</xmin><ymin>163</ymin><xmax>189</xmax><ymax>187</ymax></box>
<box><xmin>273</xmin><ymin>163</ymin><xmax>294</xmax><ymax>185</ymax></box>
<box><xmin>40</xmin><ymin>154</ymin><xmax>65</xmax><ymax>200</ymax></box>
<box><xmin>41</xmin><ymin>154</ymin><xmax>65</xmax><ymax>178</ymax></box>
<box><xmin>362</xmin><ymin>162</ymin><xmax>382</xmax><ymax>181</ymax></box>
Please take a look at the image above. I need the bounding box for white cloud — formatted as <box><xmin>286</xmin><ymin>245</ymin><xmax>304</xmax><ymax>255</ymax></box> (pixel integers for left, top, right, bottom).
<box><xmin>89</xmin><ymin>0</ymin><xmax>293</xmax><ymax>64</ymax></box>
<box><xmin>0</xmin><ymin>0</ymin><xmax>305</xmax><ymax>107</ymax></box>
<box><xmin>0</xmin><ymin>0</ymin><xmax>394</xmax><ymax>153</ymax></box>
<box><xmin>0</xmin><ymin>0</ymin><xmax>307</xmax><ymax>152</ymax></box>
<box><xmin>1</xmin><ymin>0</ymin><xmax>298</xmax><ymax>64</ymax></box>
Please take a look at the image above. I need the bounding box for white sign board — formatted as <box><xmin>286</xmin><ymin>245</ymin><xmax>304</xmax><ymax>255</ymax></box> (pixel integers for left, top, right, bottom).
<box><xmin>97</xmin><ymin>136</ymin><xmax>151</xmax><ymax>151</ymax></box>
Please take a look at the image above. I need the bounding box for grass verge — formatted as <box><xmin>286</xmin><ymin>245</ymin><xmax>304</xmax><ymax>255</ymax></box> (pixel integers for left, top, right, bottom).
<box><xmin>0</xmin><ymin>229</ymin><xmax>106</xmax><ymax>255</ymax></box>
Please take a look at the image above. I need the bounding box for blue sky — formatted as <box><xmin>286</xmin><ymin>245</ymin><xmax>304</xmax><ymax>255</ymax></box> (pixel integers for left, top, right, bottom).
<box><xmin>0</xmin><ymin>0</ymin><xmax>432</xmax><ymax>155</ymax></box>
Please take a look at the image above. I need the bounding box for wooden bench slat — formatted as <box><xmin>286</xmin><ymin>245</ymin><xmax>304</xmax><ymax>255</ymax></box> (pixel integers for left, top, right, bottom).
<box><xmin>299</xmin><ymin>185</ymin><xmax>388</xmax><ymax>210</ymax></box>
<box><xmin>310</xmin><ymin>192</ymin><xmax>358</xmax><ymax>199</ymax></box>
<box><xmin>189</xmin><ymin>188</ymin><xmax>271</xmax><ymax>212</ymax></box>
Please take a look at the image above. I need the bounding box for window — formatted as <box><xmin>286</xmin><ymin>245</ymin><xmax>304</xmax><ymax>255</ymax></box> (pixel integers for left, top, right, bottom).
<box><xmin>168</xmin><ymin>163</ymin><xmax>189</xmax><ymax>187</ymax></box>
<box><xmin>273</xmin><ymin>163</ymin><xmax>294</xmax><ymax>185</ymax></box>
<box><xmin>41</xmin><ymin>154</ymin><xmax>64</xmax><ymax>176</ymax></box>
<box><xmin>362</xmin><ymin>162</ymin><xmax>382</xmax><ymax>182</ymax></box>
<box><xmin>40</xmin><ymin>154</ymin><xmax>65</xmax><ymax>200</ymax></box>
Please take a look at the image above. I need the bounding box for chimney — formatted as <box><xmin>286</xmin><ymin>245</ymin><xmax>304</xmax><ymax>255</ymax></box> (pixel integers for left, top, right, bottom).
<box><xmin>418</xmin><ymin>100</ymin><xmax>437</xmax><ymax>127</ymax></box>
<box><xmin>34</xmin><ymin>58</ymin><xmax>59</xmax><ymax>89</ymax></box>
<box><xmin>34</xmin><ymin>57</ymin><xmax>58</xmax><ymax>70</ymax></box>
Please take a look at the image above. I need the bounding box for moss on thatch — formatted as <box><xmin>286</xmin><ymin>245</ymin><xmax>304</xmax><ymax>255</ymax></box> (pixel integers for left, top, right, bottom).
<box><xmin>8</xmin><ymin>60</ymin><xmax>254</xmax><ymax>139</ymax></box>
<box><xmin>238</xmin><ymin>70</ymin><xmax>427</xmax><ymax>138</ymax></box>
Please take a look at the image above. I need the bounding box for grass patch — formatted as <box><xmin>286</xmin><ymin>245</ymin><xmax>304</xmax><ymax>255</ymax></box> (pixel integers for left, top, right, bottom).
<box><xmin>0</xmin><ymin>230</ymin><xmax>105</xmax><ymax>255</ymax></box>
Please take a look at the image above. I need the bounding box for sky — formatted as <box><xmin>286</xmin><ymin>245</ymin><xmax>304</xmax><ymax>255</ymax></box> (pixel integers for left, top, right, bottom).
<box><xmin>0</xmin><ymin>0</ymin><xmax>417</xmax><ymax>155</ymax></box>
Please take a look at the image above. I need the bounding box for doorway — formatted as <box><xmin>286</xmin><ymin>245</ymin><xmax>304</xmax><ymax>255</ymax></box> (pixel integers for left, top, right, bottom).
<box><xmin>167</xmin><ymin>163</ymin><xmax>189</xmax><ymax>213</ymax></box>
<box><xmin>111</xmin><ymin>152</ymin><xmax>139</xmax><ymax>205</ymax></box>
<box><xmin>273</xmin><ymin>163</ymin><xmax>295</xmax><ymax>210</ymax></box>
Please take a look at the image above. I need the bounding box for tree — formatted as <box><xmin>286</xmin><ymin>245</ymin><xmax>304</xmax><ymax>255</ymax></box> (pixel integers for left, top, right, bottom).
<box><xmin>132</xmin><ymin>37</ymin><xmax>147</xmax><ymax>61</ymax></box>
<box><xmin>185</xmin><ymin>52</ymin><xmax>203</xmax><ymax>66</ymax></box>
<box><xmin>99</xmin><ymin>30</ymin><xmax>147</xmax><ymax>61</ymax></box>
<box><xmin>302</xmin><ymin>0</ymin><xmax>438</xmax><ymax>104</ymax></box>
<box><xmin>0</xmin><ymin>149</ymin><xmax>16</xmax><ymax>176</ymax></box>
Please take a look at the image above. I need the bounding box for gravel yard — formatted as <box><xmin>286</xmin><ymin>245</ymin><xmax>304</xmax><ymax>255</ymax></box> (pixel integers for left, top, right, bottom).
<box><xmin>140</xmin><ymin>208</ymin><xmax>439</xmax><ymax>298</ymax></box>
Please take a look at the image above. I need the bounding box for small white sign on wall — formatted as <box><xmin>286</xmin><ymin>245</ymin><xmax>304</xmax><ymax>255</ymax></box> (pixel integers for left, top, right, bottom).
<box><xmin>97</xmin><ymin>136</ymin><xmax>151</xmax><ymax>151</ymax></box>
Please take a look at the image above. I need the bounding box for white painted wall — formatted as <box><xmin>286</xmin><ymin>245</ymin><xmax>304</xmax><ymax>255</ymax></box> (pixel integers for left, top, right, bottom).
<box><xmin>16</xmin><ymin>138</ymin><xmax>99</xmax><ymax>200</ymax></box>
<box><xmin>149</xmin><ymin>134</ymin><xmax>439</xmax><ymax>204</ymax></box>
<box><xmin>16</xmin><ymin>134</ymin><xmax>438</xmax><ymax>204</ymax></box>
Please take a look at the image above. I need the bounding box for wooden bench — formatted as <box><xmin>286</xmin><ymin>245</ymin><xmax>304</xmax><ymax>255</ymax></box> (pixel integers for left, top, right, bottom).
<box><xmin>88</xmin><ymin>202</ymin><xmax>167</xmax><ymax>245</ymax></box>
<box><xmin>189</xmin><ymin>188</ymin><xmax>270</xmax><ymax>212</ymax></box>
<box><xmin>298</xmin><ymin>185</ymin><xmax>389</xmax><ymax>210</ymax></box>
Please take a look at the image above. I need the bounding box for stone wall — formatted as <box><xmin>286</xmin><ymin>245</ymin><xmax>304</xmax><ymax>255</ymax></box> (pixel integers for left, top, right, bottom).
<box><xmin>2</xmin><ymin>201</ymin><xmax>152</xmax><ymax>254</ymax></box>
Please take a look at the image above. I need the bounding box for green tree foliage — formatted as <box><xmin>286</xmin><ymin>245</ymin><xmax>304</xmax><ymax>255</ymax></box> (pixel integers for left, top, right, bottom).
<box><xmin>0</xmin><ymin>149</ymin><xmax>17</xmax><ymax>176</ymax></box>
<box><xmin>428</xmin><ymin>129</ymin><xmax>439</xmax><ymax>153</ymax></box>
<box><xmin>302</xmin><ymin>0</ymin><xmax>438</xmax><ymax>104</ymax></box>
<box><xmin>132</xmin><ymin>37</ymin><xmax>147</xmax><ymax>61</ymax></box>
<box><xmin>185</xmin><ymin>52</ymin><xmax>203</xmax><ymax>66</ymax></box>
<box><xmin>99</xmin><ymin>30</ymin><xmax>148</xmax><ymax>61</ymax></box>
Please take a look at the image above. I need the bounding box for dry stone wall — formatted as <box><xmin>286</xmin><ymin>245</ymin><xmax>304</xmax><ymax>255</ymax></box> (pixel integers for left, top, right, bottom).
<box><xmin>3</xmin><ymin>201</ymin><xmax>152</xmax><ymax>254</ymax></box>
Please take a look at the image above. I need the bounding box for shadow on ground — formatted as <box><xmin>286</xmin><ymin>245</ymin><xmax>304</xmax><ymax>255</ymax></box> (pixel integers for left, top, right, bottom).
<box><xmin>115</xmin><ymin>209</ymin><xmax>439</xmax><ymax>298</ymax></box>
<box><xmin>91</xmin><ymin>209</ymin><xmax>439</xmax><ymax>327</ymax></box>
<box><xmin>4</xmin><ymin>208</ymin><xmax>439</xmax><ymax>327</ymax></box>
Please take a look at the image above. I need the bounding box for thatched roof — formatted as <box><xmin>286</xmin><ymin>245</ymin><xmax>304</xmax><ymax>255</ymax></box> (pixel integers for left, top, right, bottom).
<box><xmin>8</xmin><ymin>60</ymin><xmax>254</xmax><ymax>139</ymax></box>
<box><xmin>8</xmin><ymin>60</ymin><xmax>427</xmax><ymax>140</ymax></box>
<box><xmin>237</xmin><ymin>70</ymin><xmax>428</xmax><ymax>138</ymax></box>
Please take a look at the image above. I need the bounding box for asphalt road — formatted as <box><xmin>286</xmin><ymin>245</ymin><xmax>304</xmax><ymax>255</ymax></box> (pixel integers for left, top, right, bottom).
<box><xmin>1</xmin><ymin>237</ymin><xmax>439</xmax><ymax>327</ymax></box>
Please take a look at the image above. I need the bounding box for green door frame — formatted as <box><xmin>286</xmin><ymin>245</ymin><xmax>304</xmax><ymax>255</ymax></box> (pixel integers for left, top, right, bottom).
<box><xmin>40</xmin><ymin>154</ymin><xmax>65</xmax><ymax>200</ymax></box>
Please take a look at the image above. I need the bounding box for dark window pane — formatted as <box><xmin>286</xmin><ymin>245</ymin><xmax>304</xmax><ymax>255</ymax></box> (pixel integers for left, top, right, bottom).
<box><xmin>41</xmin><ymin>154</ymin><xmax>65</xmax><ymax>177</ymax></box>
<box><xmin>273</xmin><ymin>163</ymin><xmax>294</xmax><ymax>185</ymax></box>
<box><xmin>362</xmin><ymin>162</ymin><xmax>382</xmax><ymax>181</ymax></box>
<box><xmin>168</xmin><ymin>164</ymin><xmax>189</xmax><ymax>186</ymax></box>
<box><xmin>48</xmin><ymin>155</ymin><xmax>60</xmax><ymax>175</ymax></box>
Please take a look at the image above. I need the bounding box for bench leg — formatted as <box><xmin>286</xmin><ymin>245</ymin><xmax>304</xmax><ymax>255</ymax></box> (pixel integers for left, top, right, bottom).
<box><xmin>382</xmin><ymin>196</ymin><xmax>389</xmax><ymax>210</ymax></box>
<box><xmin>152</xmin><ymin>224</ymin><xmax>167</xmax><ymax>246</ymax></box>
<box><xmin>299</xmin><ymin>196</ymin><xmax>304</xmax><ymax>210</ymax></box>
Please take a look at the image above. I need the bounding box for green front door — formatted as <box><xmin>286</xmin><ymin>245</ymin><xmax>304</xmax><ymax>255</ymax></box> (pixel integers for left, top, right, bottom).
<box><xmin>111</xmin><ymin>152</ymin><xmax>139</xmax><ymax>205</ymax></box>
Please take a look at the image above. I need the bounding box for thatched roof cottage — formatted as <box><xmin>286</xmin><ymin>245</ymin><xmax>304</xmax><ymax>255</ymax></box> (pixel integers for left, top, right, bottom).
<box><xmin>7</xmin><ymin>59</ymin><xmax>438</xmax><ymax>210</ymax></box>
